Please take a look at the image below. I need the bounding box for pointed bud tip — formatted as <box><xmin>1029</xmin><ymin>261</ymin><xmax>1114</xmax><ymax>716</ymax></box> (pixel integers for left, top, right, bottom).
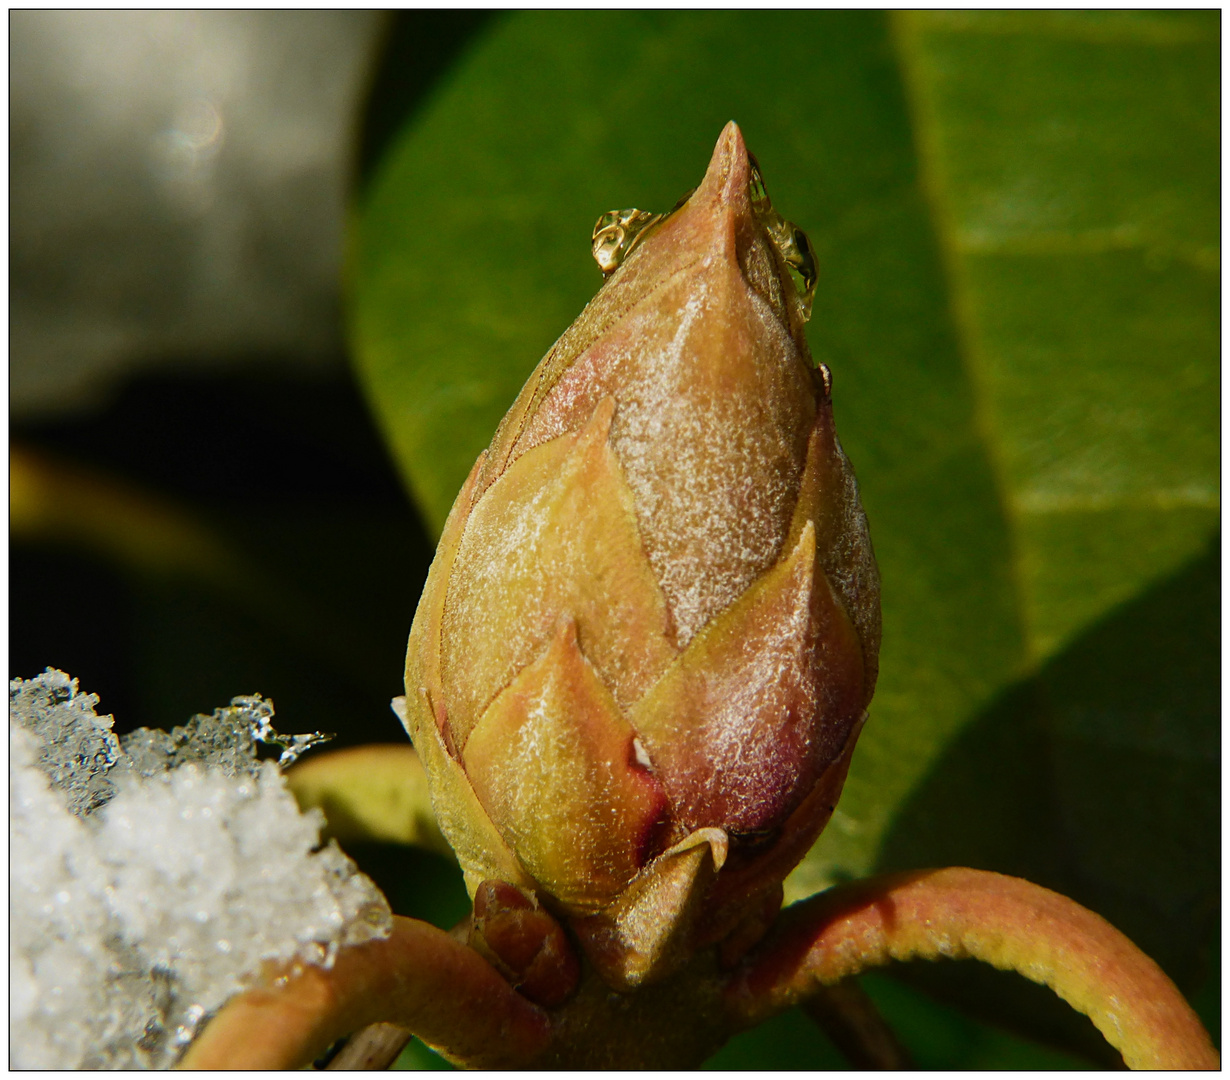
<box><xmin>696</xmin><ymin>120</ymin><xmax>752</xmax><ymax>211</ymax></box>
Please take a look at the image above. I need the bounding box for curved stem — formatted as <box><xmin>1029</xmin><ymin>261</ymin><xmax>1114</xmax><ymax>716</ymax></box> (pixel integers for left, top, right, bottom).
<box><xmin>725</xmin><ymin>867</ymin><xmax>1218</xmax><ymax>1070</ymax></box>
<box><xmin>178</xmin><ymin>916</ymin><xmax>550</xmax><ymax>1070</ymax></box>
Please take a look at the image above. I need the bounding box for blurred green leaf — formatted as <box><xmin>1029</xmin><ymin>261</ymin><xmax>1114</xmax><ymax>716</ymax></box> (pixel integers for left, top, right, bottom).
<box><xmin>349</xmin><ymin>9</ymin><xmax>1218</xmax><ymax>1062</ymax></box>
<box><xmin>393</xmin><ymin>1036</ymin><xmax>455</xmax><ymax>1071</ymax></box>
<box><xmin>703</xmin><ymin>1005</ymin><xmax>847</xmax><ymax>1070</ymax></box>
<box><xmin>870</xmin><ymin>6</ymin><xmax>1219</xmax><ymax>994</ymax></box>
<box><xmin>857</xmin><ymin>972</ymin><xmax>1096</xmax><ymax>1070</ymax></box>
<box><xmin>704</xmin><ymin>972</ymin><xmax>1096</xmax><ymax>1070</ymax></box>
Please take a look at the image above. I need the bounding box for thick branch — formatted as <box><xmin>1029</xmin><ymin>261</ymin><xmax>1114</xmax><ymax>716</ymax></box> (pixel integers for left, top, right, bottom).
<box><xmin>726</xmin><ymin>867</ymin><xmax>1218</xmax><ymax>1071</ymax></box>
<box><xmin>178</xmin><ymin>916</ymin><xmax>549</xmax><ymax>1069</ymax></box>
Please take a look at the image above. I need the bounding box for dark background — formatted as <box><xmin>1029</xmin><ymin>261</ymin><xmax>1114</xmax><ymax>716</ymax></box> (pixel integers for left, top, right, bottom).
<box><xmin>12</xmin><ymin>13</ymin><xmax>495</xmax><ymax>747</ymax></box>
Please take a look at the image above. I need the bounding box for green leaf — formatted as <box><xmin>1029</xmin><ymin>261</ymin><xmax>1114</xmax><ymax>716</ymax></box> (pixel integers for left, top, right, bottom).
<box><xmin>349</xmin><ymin>9</ymin><xmax>1218</xmax><ymax>1057</ymax></box>
<box><xmin>865</xmin><ymin>9</ymin><xmax>1219</xmax><ymax>986</ymax></box>
<box><xmin>703</xmin><ymin>976</ymin><xmax>1097</xmax><ymax>1070</ymax></box>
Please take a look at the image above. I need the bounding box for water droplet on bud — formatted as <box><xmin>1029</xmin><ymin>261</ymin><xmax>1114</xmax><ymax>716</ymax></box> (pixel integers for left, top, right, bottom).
<box><xmin>746</xmin><ymin>153</ymin><xmax>817</xmax><ymax>322</ymax></box>
<box><xmin>747</xmin><ymin>153</ymin><xmax>773</xmax><ymax>218</ymax></box>
<box><xmin>591</xmin><ymin>208</ymin><xmax>663</xmax><ymax>275</ymax></box>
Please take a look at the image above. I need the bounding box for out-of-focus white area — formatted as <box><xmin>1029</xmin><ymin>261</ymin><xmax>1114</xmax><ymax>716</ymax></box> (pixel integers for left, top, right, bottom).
<box><xmin>10</xmin><ymin>11</ymin><xmax>385</xmax><ymax>418</ymax></box>
<box><xmin>9</xmin><ymin>670</ymin><xmax>392</xmax><ymax>1069</ymax></box>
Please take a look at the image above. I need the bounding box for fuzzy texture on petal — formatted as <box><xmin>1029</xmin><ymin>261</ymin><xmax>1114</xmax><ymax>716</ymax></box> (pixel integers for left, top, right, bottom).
<box><xmin>442</xmin><ymin>397</ymin><xmax>677</xmax><ymax>750</ymax></box>
<box><xmin>402</xmin><ymin>453</ymin><xmax>534</xmax><ymax>896</ymax></box>
<box><xmin>631</xmin><ymin>521</ymin><xmax>865</xmax><ymax>837</ymax></box>
<box><xmin>463</xmin><ymin>620</ymin><xmax>670</xmax><ymax>912</ymax></box>
<box><xmin>786</xmin><ymin>397</ymin><xmax>880</xmax><ymax>700</ymax></box>
<box><xmin>478</xmin><ymin>123</ymin><xmax>818</xmax><ymax>648</ymax></box>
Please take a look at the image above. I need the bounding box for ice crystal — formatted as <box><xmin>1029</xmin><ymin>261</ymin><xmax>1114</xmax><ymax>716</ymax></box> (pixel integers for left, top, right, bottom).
<box><xmin>9</xmin><ymin>669</ymin><xmax>391</xmax><ymax>1070</ymax></box>
<box><xmin>9</xmin><ymin>668</ymin><xmax>121</xmax><ymax>816</ymax></box>
<box><xmin>120</xmin><ymin>693</ymin><xmax>332</xmax><ymax>779</ymax></box>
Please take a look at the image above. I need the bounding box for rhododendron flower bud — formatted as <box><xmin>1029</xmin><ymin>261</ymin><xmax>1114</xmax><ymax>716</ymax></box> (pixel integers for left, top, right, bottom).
<box><xmin>402</xmin><ymin>121</ymin><xmax>880</xmax><ymax>992</ymax></box>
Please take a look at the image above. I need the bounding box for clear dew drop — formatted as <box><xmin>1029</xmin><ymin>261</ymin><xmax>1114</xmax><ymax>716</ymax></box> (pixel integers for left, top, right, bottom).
<box><xmin>591</xmin><ymin>207</ymin><xmax>663</xmax><ymax>275</ymax></box>
<box><xmin>588</xmin><ymin>151</ymin><xmax>817</xmax><ymax>322</ymax></box>
<box><xmin>747</xmin><ymin>152</ymin><xmax>773</xmax><ymax>217</ymax></box>
<box><xmin>590</xmin><ymin>185</ymin><xmax>702</xmax><ymax>277</ymax></box>
<box><xmin>747</xmin><ymin>152</ymin><xmax>817</xmax><ymax>322</ymax></box>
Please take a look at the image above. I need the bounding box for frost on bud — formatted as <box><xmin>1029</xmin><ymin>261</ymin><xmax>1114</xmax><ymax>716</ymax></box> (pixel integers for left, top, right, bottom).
<box><xmin>403</xmin><ymin>122</ymin><xmax>880</xmax><ymax>992</ymax></box>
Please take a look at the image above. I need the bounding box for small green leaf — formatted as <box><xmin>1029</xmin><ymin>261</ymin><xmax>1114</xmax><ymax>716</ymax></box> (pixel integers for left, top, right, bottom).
<box><xmin>287</xmin><ymin>745</ymin><xmax>453</xmax><ymax>856</ymax></box>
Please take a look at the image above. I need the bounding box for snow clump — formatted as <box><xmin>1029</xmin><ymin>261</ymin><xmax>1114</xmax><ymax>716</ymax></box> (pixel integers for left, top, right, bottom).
<box><xmin>9</xmin><ymin>669</ymin><xmax>391</xmax><ymax>1069</ymax></box>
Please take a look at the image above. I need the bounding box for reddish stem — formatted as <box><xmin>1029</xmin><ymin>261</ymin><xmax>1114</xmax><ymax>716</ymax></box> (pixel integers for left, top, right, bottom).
<box><xmin>177</xmin><ymin>915</ymin><xmax>550</xmax><ymax>1070</ymax></box>
<box><xmin>725</xmin><ymin>867</ymin><xmax>1218</xmax><ymax>1070</ymax></box>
